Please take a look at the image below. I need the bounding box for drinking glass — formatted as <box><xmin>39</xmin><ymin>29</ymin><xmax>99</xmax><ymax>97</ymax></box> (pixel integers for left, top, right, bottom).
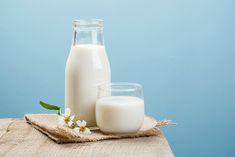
<box><xmin>96</xmin><ymin>82</ymin><xmax>145</xmax><ymax>134</ymax></box>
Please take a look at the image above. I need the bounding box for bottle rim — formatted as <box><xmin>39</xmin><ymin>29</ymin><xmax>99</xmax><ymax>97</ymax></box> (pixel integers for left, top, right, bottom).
<box><xmin>73</xmin><ymin>19</ymin><xmax>104</xmax><ymax>30</ymax></box>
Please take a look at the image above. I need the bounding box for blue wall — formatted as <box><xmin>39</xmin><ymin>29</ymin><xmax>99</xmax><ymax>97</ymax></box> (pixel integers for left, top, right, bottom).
<box><xmin>0</xmin><ymin>0</ymin><xmax>235</xmax><ymax>156</ymax></box>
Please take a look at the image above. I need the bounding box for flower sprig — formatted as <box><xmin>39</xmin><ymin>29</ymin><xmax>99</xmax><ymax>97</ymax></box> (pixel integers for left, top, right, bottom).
<box><xmin>39</xmin><ymin>101</ymin><xmax>91</xmax><ymax>134</ymax></box>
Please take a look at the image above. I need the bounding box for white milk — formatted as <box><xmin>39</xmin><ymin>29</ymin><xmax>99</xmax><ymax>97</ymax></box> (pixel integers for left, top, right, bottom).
<box><xmin>65</xmin><ymin>44</ymin><xmax>111</xmax><ymax>126</ymax></box>
<box><xmin>96</xmin><ymin>96</ymin><xmax>144</xmax><ymax>134</ymax></box>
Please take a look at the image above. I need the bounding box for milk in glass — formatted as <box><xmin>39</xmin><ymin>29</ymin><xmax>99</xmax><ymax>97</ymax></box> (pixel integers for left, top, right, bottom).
<box><xmin>96</xmin><ymin>96</ymin><xmax>144</xmax><ymax>133</ymax></box>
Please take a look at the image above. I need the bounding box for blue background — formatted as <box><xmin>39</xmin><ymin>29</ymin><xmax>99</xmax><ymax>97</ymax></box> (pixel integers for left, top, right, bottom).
<box><xmin>0</xmin><ymin>0</ymin><xmax>235</xmax><ymax>156</ymax></box>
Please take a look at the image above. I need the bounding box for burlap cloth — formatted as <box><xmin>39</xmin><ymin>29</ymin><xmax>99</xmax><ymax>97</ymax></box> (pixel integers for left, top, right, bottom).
<box><xmin>25</xmin><ymin>114</ymin><xmax>171</xmax><ymax>144</ymax></box>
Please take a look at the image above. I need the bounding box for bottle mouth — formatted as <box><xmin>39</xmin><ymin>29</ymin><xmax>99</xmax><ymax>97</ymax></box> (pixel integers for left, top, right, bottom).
<box><xmin>73</xmin><ymin>19</ymin><xmax>104</xmax><ymax>30</ymax></box>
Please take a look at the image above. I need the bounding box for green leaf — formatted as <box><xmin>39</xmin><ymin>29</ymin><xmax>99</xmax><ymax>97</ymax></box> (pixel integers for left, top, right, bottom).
<box><xmin>39</xmin><ymin>101</ymin><xmax>61</xmax><ymax>111</ymax></box>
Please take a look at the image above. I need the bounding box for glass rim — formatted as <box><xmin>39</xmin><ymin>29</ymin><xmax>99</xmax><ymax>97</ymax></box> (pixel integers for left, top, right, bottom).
<box><xmin>98</xmin><ymin>82</ymin><xmax>143</xmax><ymax>92</ymax></box>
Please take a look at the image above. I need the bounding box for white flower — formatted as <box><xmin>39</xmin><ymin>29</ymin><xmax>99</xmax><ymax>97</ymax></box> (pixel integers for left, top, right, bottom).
<box><xmin>58</xmin><ymin>108</ymin><xmax>75</xmax><ymax>127</ymax></box>
<box><xmin>73</xmin><ymin>120</ymin><xmax>91</xmax><ymax>134</ymax></box>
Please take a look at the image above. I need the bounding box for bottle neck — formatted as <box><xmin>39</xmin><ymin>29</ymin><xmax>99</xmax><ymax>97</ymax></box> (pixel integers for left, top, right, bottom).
<box><xmin>72</xmin><ymin>19</ymin><xmax>104</xmax><ymax>46</ymax></box>
<box><xmin>72</xmin><ymin>29</ymin><xmax>104</xmax><ymax>46</ymax></box>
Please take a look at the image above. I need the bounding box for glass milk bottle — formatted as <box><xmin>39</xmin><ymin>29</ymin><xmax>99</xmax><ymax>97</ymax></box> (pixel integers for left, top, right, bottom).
<box><xmin>65</xmin><ymin>19</ymin><xmax>111</xmax><ymax>126</ymax></box>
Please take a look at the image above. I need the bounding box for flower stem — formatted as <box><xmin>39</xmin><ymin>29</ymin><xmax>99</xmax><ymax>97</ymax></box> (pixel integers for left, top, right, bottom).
<box><xmin>57</xmin><ymin>109</ymin><xmax>61</xmax><ymax>115</ymax></box>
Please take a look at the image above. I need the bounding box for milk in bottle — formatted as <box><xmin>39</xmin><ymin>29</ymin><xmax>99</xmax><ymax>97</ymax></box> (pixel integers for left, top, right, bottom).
<box><xmin>65</xmin><ymin>19</ymin><xmax>111</xmax><ymax>126</ymax></box>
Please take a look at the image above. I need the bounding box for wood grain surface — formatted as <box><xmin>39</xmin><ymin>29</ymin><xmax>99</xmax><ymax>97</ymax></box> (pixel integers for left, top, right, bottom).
<box><xmin>0</xmin><ymin>119</ymin><xmax>174</xmax><ymax>157</ymax></box>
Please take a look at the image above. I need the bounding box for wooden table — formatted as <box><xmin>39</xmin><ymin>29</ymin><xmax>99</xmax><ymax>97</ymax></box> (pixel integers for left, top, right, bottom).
<box><xmin>0</xmin><ymin>118</ymin><xmax>174</xmax><ymax>157</ymax></box>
